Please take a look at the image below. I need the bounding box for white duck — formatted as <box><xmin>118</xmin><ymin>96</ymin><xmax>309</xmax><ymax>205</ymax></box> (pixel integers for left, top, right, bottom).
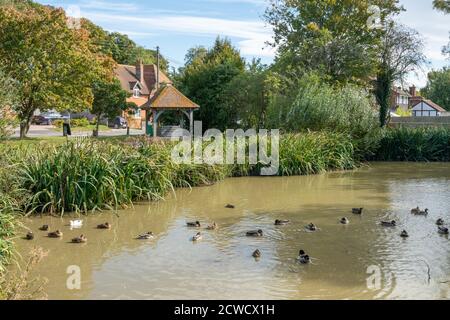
<box><xmin>70</xmin><ymin>220</ymin><xmax>83</xmax><ymax>229</ymax></box>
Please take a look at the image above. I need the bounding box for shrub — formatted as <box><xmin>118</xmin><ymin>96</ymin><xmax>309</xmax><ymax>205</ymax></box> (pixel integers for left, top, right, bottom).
<box><xmin>71</xmin><ymin>118</ymin><xmax>90</xmax><ymax>127</ymax></box>
<box><xmin>52</xmin><ymin>120</ymin><xmax>64</xmax><ymax>128</ymax></box>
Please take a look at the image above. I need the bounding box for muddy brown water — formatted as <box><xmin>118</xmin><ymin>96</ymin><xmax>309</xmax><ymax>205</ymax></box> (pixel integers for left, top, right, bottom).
<box><xmin>13</xmin><ymin>163</ymin><xmax>450</xmax><ymax>300</ymax></box>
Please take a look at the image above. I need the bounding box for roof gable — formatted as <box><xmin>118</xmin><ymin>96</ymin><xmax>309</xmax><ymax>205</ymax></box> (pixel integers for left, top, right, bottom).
<box><xmin>411</xmin><ymin>99</ymin><xmax>446</xmax><ymax>112</ymax></box>
<box><xmin>145</xmin><ymin>85</ymin><xmax>199</xmax><ymax>110</ymax></box>
<box><xmin>115</xmin><ymin>64</ymin><xmax>172</xmax><ymax>96</ymax></box>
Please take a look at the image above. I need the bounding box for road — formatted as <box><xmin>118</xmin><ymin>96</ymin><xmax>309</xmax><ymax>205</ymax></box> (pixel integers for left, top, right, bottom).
<box><xmin>11</xmin><ymin>125</ymin><xmax>145</xmax><ymax>138</ymax></box>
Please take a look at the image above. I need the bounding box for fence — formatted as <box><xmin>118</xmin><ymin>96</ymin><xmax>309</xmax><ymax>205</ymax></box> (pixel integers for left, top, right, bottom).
<box><xmin>389</xmin><ymin>115</ymin><xmax>450</xmax><ymax>128</ymax></box>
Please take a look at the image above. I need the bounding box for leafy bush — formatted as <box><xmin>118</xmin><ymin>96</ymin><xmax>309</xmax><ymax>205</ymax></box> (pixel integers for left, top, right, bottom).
<box><xmin>71</xmin><ymin>118</ymin><xmax>90</xmax><ymax>127</ymax></box>
<box><xmin>52</xmin><ymin>120</ymin><xmax>64</xmax><ymax>128</ymax></box>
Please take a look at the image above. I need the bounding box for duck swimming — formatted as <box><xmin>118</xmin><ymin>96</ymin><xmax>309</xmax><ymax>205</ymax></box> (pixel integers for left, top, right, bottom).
<box><xmin>352</xmin><ymin>208</ymin><xmax>363</xmax><ymax>215</ymax></box>
<box><xmin>411</xmin><ymin>207</ymin><xmax>421</xmax><ymax>214</ymax></box>
<box><xmin>246</xmin><ymin>229</ymin><xmax>263</xmax><ymax>237</ymax></box>
<box><xmin>71</xmin><ymin>235</ymin><xmax>87</xmax><ymax>243</ymax></box>
<box><xmin>187</xmin><ymin>221</ymin><xmax>201</xmax><ymax>228</ymax></box>
<box><xmin>340</xmin><ymin>217</ymin><xmax>349</xmax><ymax>225</ymax></box>
<box><xmin>225</xmin><ymin>204</ymin><xmax>235</xmax><ymax>209</ymax></box>
<box><xmin>305</xmin><ymin>223</ymin><xmax>317</xmax><ymax>231</ymax></box>
<box><xmin>416</xmin><ymin>208</ymin><xmax>429</xmax><ymax>216</ymax></box>
<box><xmin>25</xmin><ymin>232</ymin><xmax>34</xmax><ymax>240</ymax></box>
<box><xmin>252</xmin><ymin>249</ymin><xmax>261</xmax><ymax>258</ymax></box>
<box><xmin>438</xmin><ymin>226</ymin><xmax>449</xmax><ymax>235</ymax></box>
<box><xmin>97</xmin><ymin>222</ymin><xmax>111</xmax><ymax>230</ymax></box>
<box><xmin>381</xmin><ymin>220</ymin><xmax>396</xmax><ymax>227</ymax></box>
<box><xmin>48</xmin><ymin>230</ymin><xmax>63</xmax><ymax>238</ymax></box>
<box><xmin>297</xmin><ymin>250</ymin><xmax>310</xmax><ymax>264</ymax></box>
<box><xmin>136</xmin><ymin>232</ymin><xmax>154</xmax><ymax>240</ymax></box>
<box><xmin>436</xmin><ymin>218</ymin><xmax>445</xmax><ymax>226</ymax></box>
<box><xmin>274</xmin><ymin>219</ymin><xmax>290</xmax><ymax>226</ymax></box>
<box><xmin>191</xmin><ymin>232</ymin><xmax>203</xmax><ymax>241</ymax></box>
<box><xmin>70</xmin><ymin>220</ymin><xmax>83</xmax><ymax>228</ymax></box>
<box><xmin>206</xmin><ymin>222</ymin><xmax>218</xmax><ymax>230</ymax></box>
<box><xmin>400</xmin><ymin>230</ymin><xmax>409</xmax><ymax>238</ymax></box>
<box><xmin>39</xmin><ymin>225</ymin><xmax>49</xmax><ymax>231</ymax></box>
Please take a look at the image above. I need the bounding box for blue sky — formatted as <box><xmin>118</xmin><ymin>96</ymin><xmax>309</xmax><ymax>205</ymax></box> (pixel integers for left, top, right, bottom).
<box><xmin>37</xmin><ymin>0</ymin><xmax>449</xmax><ymax>87</ymax></box>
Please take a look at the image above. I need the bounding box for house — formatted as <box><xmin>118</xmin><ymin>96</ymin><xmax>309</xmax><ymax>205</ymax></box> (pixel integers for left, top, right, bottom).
<box><xmin>390</xmin><ymin>87</ymin><xmax>411</xmax><ymax>112</ymax></box>
<box><xmin>411</xmin><ymin>100</ymin><xmax>446</xmax><ymax>117</ymax></box>
<box><xmin>115</xmin><ymin>60</ymin><xmax>172</xmax><ymax>129</ymax></box>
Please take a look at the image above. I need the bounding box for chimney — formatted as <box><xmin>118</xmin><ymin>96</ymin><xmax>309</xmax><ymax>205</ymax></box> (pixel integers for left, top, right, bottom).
<box><xmin>136</xmin><ymin>59</ymin><xmax>144</xmax><ymax>83</ymax></box>
<box><xmin>409</xmin><ymin>85</ymin><xmax>416</xmax><ymax>97</ymax></box>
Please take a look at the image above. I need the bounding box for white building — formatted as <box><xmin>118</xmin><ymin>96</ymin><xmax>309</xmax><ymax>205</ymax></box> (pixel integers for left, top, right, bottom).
<box><xmin>411</xmin><ymin>100</ymin><xmax>446</xmax><ymax>117</ymax></box>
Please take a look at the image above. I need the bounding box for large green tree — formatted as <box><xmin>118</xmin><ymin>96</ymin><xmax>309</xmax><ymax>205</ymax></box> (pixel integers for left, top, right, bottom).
<box><xmin>374</xmin><ymin>23</ymin><xmax>426</xmax><ymax>127</ymax></box>
<box><xmin>422</xmin><ymin>68</ymin><xmax>450</xmax><ymax>111</ymax></box>
<box><xmin>91</xmin><ymin>80</ymin><xmax>128</xmax><ymax>135</ymax></box>
<box><xmin>264</xmin><ymin>0</ymin><xmax>403</xmax><ymax>85</ymax></box>
<box><xmin>0</xmin><ymin>3</ymin><xmax>112</xmax><ymax>138</ymax></box>
<box><xmin>0</xmin><ymin>68</ymin><xmax>18</xmax><ymax>139</ymax></box>
<box><xmin>176</xmin><ymin>37</ymin><xmax>245</xmax><ymax>131</ymax></box>
<box><xmin>433</xmin><ymin>0</ymin><xmax>450</xmax><ymax>13</ymax></box>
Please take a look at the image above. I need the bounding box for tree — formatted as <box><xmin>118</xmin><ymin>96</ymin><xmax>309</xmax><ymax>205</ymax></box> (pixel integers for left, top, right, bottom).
<box><xmin>176</xmin><ymin>37</ymin><xmax>245</xmax><ymax>131</ymax></box>
<box><xmin>264</xmin><ymin>0</ymin><xmax>403</xmax><ymax>85</ymax></box>
<box><xmin>91</xmin><ymin>80</ymin><xmax>128</xmax><ymax>135</ymax></box>
<box><xmin>422</xmin><ymin>68</ymin><xmax>450</xmax><ymax>111</ymax></box>
<box><xmin>433</xmin><ymin>0</ymin><xmax>450</xmax><ymax>13</ymax></box>
<box><xmin>0</xmin><ymin>68</ymin><xmax>18</xmax><ymax>139</ymax></box>
<box><xmin>0</xmin><ymin>3</ymin><xmax>112</xmax><ymax>138</ymax></box>
<box><xmin>374</xmin><ymin>23</ymin><xmax>426</xmax><ymax>127</ymax></box>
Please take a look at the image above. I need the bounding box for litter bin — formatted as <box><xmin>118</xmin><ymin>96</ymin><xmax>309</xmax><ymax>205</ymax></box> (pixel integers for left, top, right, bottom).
<box><xmin>63</xmin><ymin>123</ymin><xmax>72</xmax><ymax>137</ymax></box>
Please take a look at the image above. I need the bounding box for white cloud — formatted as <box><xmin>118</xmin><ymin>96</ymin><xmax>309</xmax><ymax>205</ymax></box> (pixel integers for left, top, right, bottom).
<box><xmin>78</xmin><ymin>0</ymin><xmax>139</xmax><ymax>12</ymax></box>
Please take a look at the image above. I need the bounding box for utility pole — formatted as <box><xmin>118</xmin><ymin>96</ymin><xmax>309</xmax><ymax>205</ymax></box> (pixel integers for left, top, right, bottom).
<box><xmin>156</xmin><ymin>46</ymin><xmax>160</xmax><ymax>90</ymax></box>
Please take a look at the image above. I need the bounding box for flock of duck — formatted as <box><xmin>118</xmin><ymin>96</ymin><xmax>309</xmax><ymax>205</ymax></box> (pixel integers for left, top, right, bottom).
<box><xmin>24</xmin><ymin>204</ymin><xmax>449</xmax><ymax>264</ymax></box>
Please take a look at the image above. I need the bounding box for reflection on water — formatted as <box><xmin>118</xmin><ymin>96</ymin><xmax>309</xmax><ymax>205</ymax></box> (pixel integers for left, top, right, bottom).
<box><xmin>14</xmin><ymin>163</ymin><xmax>450</xmax><ymax>300</ymax></box>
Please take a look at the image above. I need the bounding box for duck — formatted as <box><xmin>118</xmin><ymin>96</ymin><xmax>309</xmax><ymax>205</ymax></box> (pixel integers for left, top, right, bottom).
<box><xmin>274</xmin><ymin>219</ymin><xmax>290</xmax><ymax>226</ymax></box>
<box><xmin>225</xmin><ymin>204</ymin><xmax>235</xmax><ymax>209</ymax></box>
<box><xmin>206</xmin><ymin>222</ymin><xmax>218</xmax><ymax>230</ymax></box>
<box><xmin>400</xmin><ymin>230</ymin><xmax>409</xmax><ymax>238</ymax></box>
<box><xmin>297</xmin><ymin>250</ymin><xmax>310</xmax><ymax>264</ymax></box>
<box><xmin>97</xmin><ymin>222</ymin><xmax>111</xmax><ymax>230</ymax></box>
<box><xmin>136</xmin><ymin>232</ymin><xmax>154</xmax><ymax>240</ymax></box>
<box><xmin>191</xmin><ymin>232</ymin><xmax>203</xmax><ymax>241</ymax></box>
<box><xmin>246</xmin><ymin>229</ymin><xmax>263</xmax><ymax>237</ymax></box>
<box><xmin>411</xmin><ymin>207</ymin><xmax>421</xmax><ymax>214</ymax></box>
<box><xmin>352</xmin><ymin>208</ymin><xmax>363</xmax><ymax>215</ymax></box>
<box><xmin>416</xmin><ymin>208</ymin><xmax>429</xmax><ymax>216</ymax></box>
<box><xmin>438</xmin><ymin>226</ymin><xmax>449</xmax><ymax>235</ymax></box>
<box><xmin>25</xmin><ymin>232</ymin><xmax>34</xmax><ymax>240</ymax></box>
<box><xmin>71</xmin><ymin>235</ymin><xmax>87</xmax><ymax>243</ymax></box>
<box><xmin>187</xmin><ymin>221</ymin><xmax>201</xmax><ymax>228</ymax></box>
<box><xmin>305</xmin><ymin>223</ymin><xmax>317</xmax><ymax>231</ymax></box>
<box><xmin>436</xmin><ymin>218</ymin><xmax>445</xmax><ymax>226</ymax></box>
<box><xmin>39</xmin><ymin>225</ymin><xmax>49</xmax><ymax>231</ymax></box>
<box><xmin>381</xmin><ymin>220</ymin><xmax>396</xmax><ymax>227</ymax></box>
<box><xmin>340</xmin><ymin>217</ymin><xmax>350</xmax><ymax>225</ymax></box>
<box><xmin>252</xmin><ymin>249</ymin><xmax>261</xmax><ymax>258</ymax></box>
<box><xmin>48</xmin><ymin>230</ymin><xmax>63</xmax><ymax>238</ymax></box>
<box><xmin>70</xmin><ymin>220</ymin><xmax>83</xmax><ymax>228</ymax></box>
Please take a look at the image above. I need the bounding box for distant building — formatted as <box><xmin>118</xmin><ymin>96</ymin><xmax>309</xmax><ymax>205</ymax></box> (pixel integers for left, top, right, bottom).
<box><xmin>411</xmin><ymin>100</ymin><xmax>447</xmax><ymax>117</ymax></box>
<box><xmin>391</xmin><ymin>87</ymin><xmax>411</xmax><ymax>112</ymax></box>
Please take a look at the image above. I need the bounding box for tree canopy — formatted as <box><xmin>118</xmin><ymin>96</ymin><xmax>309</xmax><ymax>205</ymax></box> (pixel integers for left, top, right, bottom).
<box><xmin>422</xmin><ymin>68</ymin><xmax>450</xmax><ymax>111</ymax></box>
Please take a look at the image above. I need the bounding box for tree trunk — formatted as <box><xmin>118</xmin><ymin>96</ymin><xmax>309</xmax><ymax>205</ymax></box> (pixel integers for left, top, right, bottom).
<box><xmin>375</xmin><ymin>70</ymin><xmax>393</xmax><ymax>128</ymax></box>
<box><xmin>19</xmin><ymin>111</ymin><xmax>33</xmax><ymax>139</ymax></box>
<box><xmin>93</xmin><ymin>114</ymin><xmax>101</xmax><ymax>137</ymax></box>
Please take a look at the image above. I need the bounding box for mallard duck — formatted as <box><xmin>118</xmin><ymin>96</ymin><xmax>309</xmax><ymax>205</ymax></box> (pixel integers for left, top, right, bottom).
<box><xmin>400</xmin><ymin>230</ymin><xmax>409</xmax><ymax>238</ymax></box>
<box><xmin>438</xmin><ymin>226</ymin><xmax>449</xmax><ymax>235</ymax></box>
<box><xmin>305</xmin><ymin>223</ymin><xmax>317</xmax><ymax>231</ymax></box>
<box><xmin>206</xmin><ymin>222</ymin><xmax>218</xmax><ymax>230</ymax></box>
<box><xmin>246</xmin><ymin>229</ymin><xmax>263</xmax><ymax>237</ymax></box>
<box><xmin>416</xmin><ymin>208</ymin><xmax>429</xmax><ymax>216</ymax></box>
<box><xmin>39</xmin><ymin>225</ymin><xmax>49</xmax><ymax>231</ymax></box>
<box><xmin>274</xmin><ymin>219</ymin><xmax>290</xmax><ymax>226</ymax></box>
<box><xmin>97</xmin><ymin>222</ymin><xmax>111</xmax><ymax>229</ymax></box>
<box><xmin>381</xmin><ymin>220</ymin><xmax>396</xmax><ymax>227</ymax></box>
<box><xmin>297</xmin><ymin>250</ymin><xmax>310</xmax><ymax>264</ymax></box>
<box><xmin>70</xmin><ymin>220</ymin><xmax>83</xmax><ymax>228</ymax></box>
<box><xmin>340</xmin><ymin>217</ymin><xmax>349</xmax><ymax>225</ymax></box>
<box><xmin>71</xmin><ymin>235</ymin><xmax>87</xmax><ymax>243</ymax></box>
<box><xmin>136</xmin><ymin>232</ymin><xmax>154</xmax><ymax>240</ymax></box>
<box><xmin>191</xmin><ymin>232</ymin><xmax>203</xmax><ymax>241</ymax></box>
<box><xmin>436</xmin><ymin>218</ymin><xmax>445</xmax><ymax>226</ymax></box>
<box><xmin>252</xmin><ymin>249</ymin><xmax>261</xmax><ymax>258</ymax></box>
<box><xmin>411</xmin><ymin>207</ymin><xmax>421</xmax><ymax>214</ymax></box>
<box><xmin>48</xmin><ymin>230</ymin><xmax>63</xmax><ymax>238</ymax></box>
<box><xmin>225</xmin><ymin>204</ymin><xmax>235</xmax><ymax>209</ymax></box>
<box><xmin>352</xmin><ymin>208</ymin><xmax>363</xmax><ymax>214</ymax></box>
<box><xmin>187</xmin><ymin>221</ymin><xmax>201</xmax><ymax>228</ymax></box>
<box><xmin>25</xmin><ymin>232</ymin><xmax>34</xmax><ymax>240</ymax></box>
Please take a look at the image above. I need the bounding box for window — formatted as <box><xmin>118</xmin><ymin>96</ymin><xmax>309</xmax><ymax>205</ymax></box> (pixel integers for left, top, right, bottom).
<box><xmin>133</xmin><ymin>88</ymin><xmax>141</xmax><ymax>98</ymax></box>
<box><xmin>134</xmin><ymin>108</ymin><xmax>141</xmax><ymax>119</ymax></box>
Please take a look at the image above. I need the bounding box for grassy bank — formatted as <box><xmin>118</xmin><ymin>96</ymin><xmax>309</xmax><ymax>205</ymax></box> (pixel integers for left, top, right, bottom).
<box><xmin>374</xmin><ymin>127</ymin><xmax>450</xmax><ymax>161</ymax></box>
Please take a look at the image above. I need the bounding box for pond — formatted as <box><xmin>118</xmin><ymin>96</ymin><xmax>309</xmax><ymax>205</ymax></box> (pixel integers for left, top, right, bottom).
<box><xmin>15</xmin><ymin>163</ymin><xmax>450</xmax><ymax>300</ymax></box>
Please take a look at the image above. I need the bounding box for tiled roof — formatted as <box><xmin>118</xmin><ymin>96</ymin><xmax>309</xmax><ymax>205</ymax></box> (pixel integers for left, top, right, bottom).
<box><xmin>411</xmin><ymin>99</ymin><xmax>446</xmax><ymax>112</ymax></box>
<box><xmin>145</xmin><ymin>85</ymin><xmax>199</xmax><ymax>110</ymax></box>
<box><xmin>126</xmin><ymin>96</ymin><xmax>149</xmax><ymax>108</ymax></box>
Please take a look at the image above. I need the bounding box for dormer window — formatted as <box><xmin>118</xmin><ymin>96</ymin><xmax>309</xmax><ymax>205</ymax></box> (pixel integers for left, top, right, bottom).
<box><xmin>133</xmin><ymin>88</ymin><xmax>141</xmax><ymax>98</ymax></box>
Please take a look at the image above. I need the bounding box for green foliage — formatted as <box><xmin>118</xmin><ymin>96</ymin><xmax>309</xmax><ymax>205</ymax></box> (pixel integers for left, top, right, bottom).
<box><xmin>176</xmin><ymin>37</ymin><xmax>245</xmax><ymax>131</ymax></box>
<box><xmin>433</xmin><ymin>0</ymin><xmax>450</xmax><ymax>14</ymax></box>
<box><xmin>0</xmin><ymin>69</ymin><xmax>18</xmax><ymax>139</ymax></box>
<box><xmin>422</xmin><ymin>68</ymin><xmax>450</xmax><ymax>111</ymax></box>
<box><xmin>375</xmin><ymin>127</ymin><xmax>450</xmax><ymax>161</ymax></box>
<box><xmin>395</xmin><ymin>106</ymin><xmax>412</xmax><ymax>117</ymax></box>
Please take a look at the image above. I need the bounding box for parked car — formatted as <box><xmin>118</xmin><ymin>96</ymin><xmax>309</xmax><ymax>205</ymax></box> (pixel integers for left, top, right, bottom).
<box><xmin>32</xmin><ymin>112</ymin><xmax>69</xmax><ymax>125</ymax></box>
<box><xmin>109</xmin><ymin>116</ymin><xmax>127</xmax><ymax>129</ymax></box>
<box><xmin>32</xmin><ymin>115</ymin><xmax>52</xmax><ymax>125</ymax></box>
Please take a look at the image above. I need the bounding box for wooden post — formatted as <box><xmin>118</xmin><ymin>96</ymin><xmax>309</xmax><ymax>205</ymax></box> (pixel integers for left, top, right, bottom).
<box><xmin>189</xmin><ymin>109</ymin><xmax>194</xmax><ymax>137</ymax></box>
<box><xmin>153</xmin><ymin>109</ymin><xmax>158</xmax><ymax>138</ymax></box>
